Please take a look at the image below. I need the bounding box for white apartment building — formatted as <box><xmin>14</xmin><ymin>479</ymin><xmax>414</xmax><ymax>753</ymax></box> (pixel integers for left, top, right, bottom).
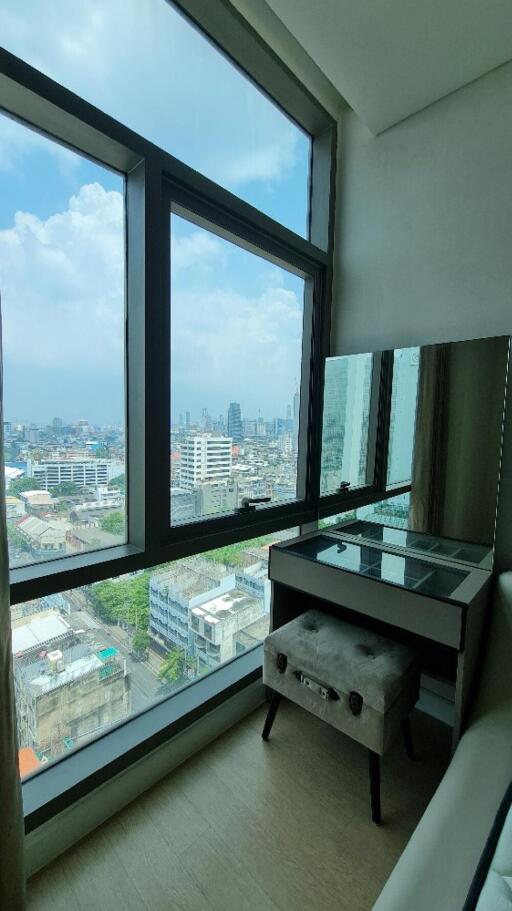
<box><xmin>180</xmin><ymin>435</ymin><xmax>232</xmax><ymax>488</ymax></box>
<box><xmin>28</xmin><ymin>459</ymin><xmax>109</xmax><ymax>490</ymax></box>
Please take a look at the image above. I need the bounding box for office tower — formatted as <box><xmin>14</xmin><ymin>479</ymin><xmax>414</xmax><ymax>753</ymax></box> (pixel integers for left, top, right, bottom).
<box><xmin>227</xmin><ymin>402</ymin><xmax>243</xmax><ymax>443</ymax></box>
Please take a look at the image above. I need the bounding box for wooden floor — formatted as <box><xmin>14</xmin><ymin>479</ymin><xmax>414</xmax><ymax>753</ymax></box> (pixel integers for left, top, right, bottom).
<box><xmin>27</xmin><ymin>702</ymin><xmax>450</xmax><ymax>911</ymax></box>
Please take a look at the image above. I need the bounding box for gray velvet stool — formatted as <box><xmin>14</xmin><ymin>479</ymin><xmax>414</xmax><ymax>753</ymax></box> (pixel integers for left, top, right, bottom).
<box><xmin>262</xmin><ymin>609</ymin><xmax>420</xmax><ymax>824</ymax></box>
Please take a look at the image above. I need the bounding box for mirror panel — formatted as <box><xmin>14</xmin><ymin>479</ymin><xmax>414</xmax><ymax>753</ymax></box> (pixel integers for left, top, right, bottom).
<box><xmin>321</xmin><ymin>336</ymin><xmax>510</xmax><ymax>562</ymax></box>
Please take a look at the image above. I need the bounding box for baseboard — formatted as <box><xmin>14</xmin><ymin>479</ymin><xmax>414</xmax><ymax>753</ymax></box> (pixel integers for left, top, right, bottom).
<box><xmin>25</xmin><ymin>679</ymin><xmax>266</xmax><ymax>878</ymax></box>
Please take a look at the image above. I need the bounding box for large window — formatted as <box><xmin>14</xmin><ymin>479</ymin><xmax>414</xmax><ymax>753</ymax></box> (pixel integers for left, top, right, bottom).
<box><xmin>170</xmin><ymin>213</ymin><xmax>306</xmax><ymax>525</ymax></box>
<box><xmin>1</xmin><ymin>0</ymin><xmax>311</xmax><ymax>236</ymax></box>
<box><xmin>1</xmin><ymin>112</ymin><xmax>126</xmax><ymax>570</ymax></box>
<box><xmin>14</xmin><ymin>529</ymin><xmax>297</xmax><ymax>778</ymax></box>
<box><xmin>1</xmin><ymin>0</ymin><xmax>335</xmax><ymax>811</ymax></box>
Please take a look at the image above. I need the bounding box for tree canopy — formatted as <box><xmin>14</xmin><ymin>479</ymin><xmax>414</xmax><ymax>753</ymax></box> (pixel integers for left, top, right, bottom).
<box><xmin>158</xmin><ymin>649</ymin><xmax>186</xmax><ymax>683</ymax></box>
<box><xmin>108</xmin><ymin>473</ymin><xmax>126</xmax><ymax>493</ymax></box>
<box><xmin>202</xmin><ymin>536</ymin><xmax>270</xmax><ymax>568</ymax></box>
<box><xmin>91</xmin><ymin>572</ymin><xmax>150</xmax><ymax>628</ymax></box>
<box><xmin>50</xmin><ymin>481</ymin><xmax>81</xmax><ymax>498</ymax></box>
<box><xmin>100</xmin><ymin>512</ymin><xmax>125</xmax><ymax>536</ymax></box>
<box><xmin>132</xmin><ymin>629</ymin><xmax>151</xmax><ymax>656</ymax></box>
<box><xmin>8</xmin><ymin>477</ymin><xmax>41</xmax><ymax>496</ymax></box>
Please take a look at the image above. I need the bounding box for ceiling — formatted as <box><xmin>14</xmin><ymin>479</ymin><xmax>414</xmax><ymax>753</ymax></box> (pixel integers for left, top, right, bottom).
<box><xmin>264</xmin><ymin>0</ymin><xmax>512</xmax><ymax>133</ymax></box>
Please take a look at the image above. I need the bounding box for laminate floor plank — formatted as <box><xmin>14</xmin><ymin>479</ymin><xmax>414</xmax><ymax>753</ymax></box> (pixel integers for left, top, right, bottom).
<box><xmin>27</xmin><ymin>702</ymin><xmax>450</xmax><ymax>911</ymax></box>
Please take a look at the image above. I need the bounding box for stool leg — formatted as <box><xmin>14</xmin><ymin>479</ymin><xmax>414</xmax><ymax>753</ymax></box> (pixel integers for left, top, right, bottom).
<box><xmin>402</xmin><ymin>716</ymin><xmax>415</xmax><ymax>761</ymax></box>
<box><xmin>368</xmin><ymin>751</ymin><xmax>382</xmax><ymax>825</ymax></box>
<box><xmin>262</xmin><ymin>691</ymin><xmax>281</xmax><ymax>741</ymax></box>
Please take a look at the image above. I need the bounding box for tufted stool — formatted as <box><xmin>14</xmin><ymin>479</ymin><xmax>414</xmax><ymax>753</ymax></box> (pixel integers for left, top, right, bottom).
<box><xmin>262</xmin><ymin>609</ymin><xmax>420</xmax><ymax>824</ymax></box>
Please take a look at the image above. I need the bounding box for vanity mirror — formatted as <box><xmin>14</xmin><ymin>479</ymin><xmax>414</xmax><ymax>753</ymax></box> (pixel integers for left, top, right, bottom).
<box><xmin>320</xmin><ymin>335</ymin><xmax>510</xmax><ymax>566</ymax></box>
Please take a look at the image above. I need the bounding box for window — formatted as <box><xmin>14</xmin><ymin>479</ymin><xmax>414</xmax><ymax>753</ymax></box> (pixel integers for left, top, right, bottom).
<box><xmin>1</xmin><ymin>113</ymin><xmax>126</xmax><ymax>570</ymax></box>
<box><xmin>14</xmin><ymin>528</ymin><xmax>297</xmax><ymax>777</ymax></box>
<box><xmin>320</xmin><ymin>353</ymin><xmax>374</xmax><ymax>496</ymax></box>
<box><xmin>387</xmin><ymin>347</ymin><xmax>420</xmax><ymax>485</ymax></box>
<box><xmin>170</xmin><ymin>213</ymin><xmax>306</xmax><ymax>526</ymax></box>
<box><xmin>320</xmin><ymin>494</ymin><xmax>412</xmax><ymax>531</ymax></box>
<box><xmin>1</xmin><ymin>0</ymin><xmax>335</xmax><ymax>814</ymax></box>
<box><xmin>1</xmin><ymin>0</ymin><xmax>311</xmax><ymax>236</ymax></box>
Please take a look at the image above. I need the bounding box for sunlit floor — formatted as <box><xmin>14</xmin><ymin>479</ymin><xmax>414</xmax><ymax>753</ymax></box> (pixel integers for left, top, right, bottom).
<box><xmin>27</xmin><ymin>701</ymin><xmax>450</xmax><ymax>911</ymax></box>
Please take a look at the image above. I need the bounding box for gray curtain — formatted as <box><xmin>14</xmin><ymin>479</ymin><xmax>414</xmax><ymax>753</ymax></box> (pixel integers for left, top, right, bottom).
<box><xmin>409</xmin><ymin>345</ymin><xmax>448</xmax><ymax>535</ymax></box>
<box><xmin>0</xmin><ymin>303</ymin><xmax>26</xmax><ymax>909</ymax></box>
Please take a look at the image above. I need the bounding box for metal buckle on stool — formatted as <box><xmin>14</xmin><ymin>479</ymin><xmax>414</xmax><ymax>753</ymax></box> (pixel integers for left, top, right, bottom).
<box><xmin>295</xmin><ymin>670</ymin><xmax>339</xmax><ymax>701</ymax></box>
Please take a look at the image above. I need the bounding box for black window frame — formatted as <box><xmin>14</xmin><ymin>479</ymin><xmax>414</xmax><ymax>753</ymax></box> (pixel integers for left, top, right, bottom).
<box><xmin>0</xmin><ymin>0</ymin><xmax>338</xmax><ymax>825</ymax></box>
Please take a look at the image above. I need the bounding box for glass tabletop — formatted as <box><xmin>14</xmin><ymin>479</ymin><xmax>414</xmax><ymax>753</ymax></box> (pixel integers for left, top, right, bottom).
<box><xmin>284</xmin><ymin>535</ymin><xmax>468</xmax><ymax>600</ymax></box>
<box><xmin>335</xmin><ymin>520</ymin><xmax>491</xmax><ymax>566</ymax></box>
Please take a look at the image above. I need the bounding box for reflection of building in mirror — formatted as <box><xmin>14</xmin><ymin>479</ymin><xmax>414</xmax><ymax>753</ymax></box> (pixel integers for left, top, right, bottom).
<box><xmin>320</xmin><ymin>353</ymin><xmax>373</xmax><ymax>495</ymax></box>
<box><xmin>387</xmin><ymin>347</ymin><xmax>420</xmax><ymax>485</ymax></box>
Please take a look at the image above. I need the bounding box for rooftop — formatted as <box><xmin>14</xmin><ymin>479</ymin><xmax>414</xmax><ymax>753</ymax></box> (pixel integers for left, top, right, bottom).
<box><xmin>12</xmin><ymin>613</ymin><xmax>71</xmax><ymax>656</ymax></box>
<box><xmin>192</xmin><ymin>589</ymin><xmax>260</xmax><ymax>624</ymax></box>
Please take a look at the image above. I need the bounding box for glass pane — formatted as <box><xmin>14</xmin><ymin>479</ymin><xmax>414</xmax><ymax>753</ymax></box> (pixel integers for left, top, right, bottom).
<box><xmin>1</xmin><ymin>114</ymin><xmax>126</xmax><ymax>569</ymax></box>
<box><xmin>14</xmin><ymin>528</ymin><xmax>297</xmax><ymax>778</ymax></box>
<box><xmin>321</xmin><ymin>494</ymin><xmax>412</xmax><ymax>531</ymax></box>
<box><xmin>320</xmin><ymin>353</ymin><xmax>373</xmax><ymax>496</ymax></box>
<box><xmin>2</xmin><ymin>0</ymin><xmax>310</xmax><ymax>237</ymax></box>
<box><xmin>282</xmin><ymin>535</ymin><xmax>467</xmax><ymax>597</ymax></box>
<box><xmin>170</xmin><ymin>213</ymin><xmax>305</xmax><ymax>526</ymax></box>
<box><xmin>387</xmin><ymin>347</ymin><xmax>420</xmax><ymax>485</ymax></box>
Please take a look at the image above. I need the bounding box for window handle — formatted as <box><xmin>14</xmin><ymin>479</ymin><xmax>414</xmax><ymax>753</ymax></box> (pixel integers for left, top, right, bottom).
<box><xmin>237</xmin><ymin>496</ymin><xmax>271</xmax><ymax>513</ymax></box>
<box><xmin>338</xmin><ymin>481</ymin><xmax>351</xmax><ymax>493</ymax></box>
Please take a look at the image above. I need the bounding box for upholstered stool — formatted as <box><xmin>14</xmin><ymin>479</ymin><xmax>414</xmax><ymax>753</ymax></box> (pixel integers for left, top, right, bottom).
<box><xmin>262</xmin><ymin>609</ymin><xmax>420</xmax><ymax>824</ymax></box>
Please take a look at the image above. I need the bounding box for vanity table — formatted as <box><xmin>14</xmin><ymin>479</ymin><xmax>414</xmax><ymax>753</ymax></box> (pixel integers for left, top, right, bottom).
<box><xmin>269</xmin><ymin>523</ymin><xmax>493</xmax><ymax>749</ymax></box>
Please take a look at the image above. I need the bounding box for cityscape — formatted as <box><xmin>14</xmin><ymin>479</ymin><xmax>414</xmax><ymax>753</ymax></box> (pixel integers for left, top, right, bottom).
<box><xmin>5</xmin><ymin>391</ymin><xmax>303</xmax><ymax>779</ymax></box>
<box><xmin>8</xmin><ymin>350</ymin><xmax>418</xmax><ymax>779</ymax></box>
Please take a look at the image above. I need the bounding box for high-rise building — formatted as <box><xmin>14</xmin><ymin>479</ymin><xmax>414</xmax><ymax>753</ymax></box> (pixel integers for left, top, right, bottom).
<box><xmin>227</xmin><ymin>402</ymin><xmax>242</xmax><ymax>442</ymax></box>
<box><xmin>292</xmin><ymin>388</ymin><xmax>300</xmax><ymax>450</ymax></box>
<box><xmin>180</xmin><ymin>435</ymin><xmax>232</xmax><ymax>488</ymax></box>
<box><xmin>185</xmin><ymin>411</ymin><xmax>191</xmax><ymax>432</ymax></box>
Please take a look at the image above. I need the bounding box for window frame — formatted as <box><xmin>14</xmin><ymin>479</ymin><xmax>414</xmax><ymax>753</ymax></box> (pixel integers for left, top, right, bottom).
<box><xmin>0</xmin><ymin>24</ymin><xmax>335</xmax><ymax>606</ymax></box>
<box><xmin>0</xmin><ymin>1</ymin><xmax>338</xmax><ymax>823</ymax></box>
<box><xmin>164</xmin><ymin>185</ymin><xmax>326</xmax><ymax>541</ymax></box>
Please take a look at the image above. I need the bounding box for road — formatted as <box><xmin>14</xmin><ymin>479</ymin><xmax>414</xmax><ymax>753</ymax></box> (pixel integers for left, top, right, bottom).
<box><xmin>91</xmin><ymin>621</ymin><xmax>163</xmax><ymax>714</ymax></box>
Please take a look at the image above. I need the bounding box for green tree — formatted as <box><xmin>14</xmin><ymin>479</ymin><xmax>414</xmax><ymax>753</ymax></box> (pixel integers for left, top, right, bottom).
<box><xmin>100</xmin><ymin>512</ymin><xmax>125</xmax><ymax>536</ymax></box>
<box><xmin>132</xmin><ymin>629</ymin><xmax>151</xmax><ymax>657</ymax></box>
<box><xmin>50</xmin><ymin>481</ymin><xmax>81</xmax><ymax>498</ymax></box>
<box><xmin>202</xmin><ymin>535</ymin><xmax>270</xmax><ymax>569</ymax></box>
<box><xmin>91</xmin><ymin>572</ymin><xmax>150</xmax><ymax>628</ymax></box>
<box><xmin>7</xmin><ymin>522</ymin><xmax>31</xmax><ymax>554</ymax></box>
<box><xmin>108</xmin><ymin>473</ymin><xmax>126</xmax><ymax>493</ymax></box>
<box><xmin>158</xmin><ymin>649</ymin><xmax>186</xmax><ymax>683</ymax></box>
<box><xmin>8</xmin><ymin>477</ymin><xmax>41</xmax><ymax>496</ymax></box>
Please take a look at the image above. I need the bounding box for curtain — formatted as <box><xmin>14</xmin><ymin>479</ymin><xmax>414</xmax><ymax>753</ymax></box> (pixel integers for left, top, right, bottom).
<box><xmin>0</xmin><ymin>302</ymin><xmax>26</xmax><ymax>909</ymax></box>
<box><xmin>409</xmin><ymin>344</ymin><xmax>448</xmax><ymax>535</ymax></box>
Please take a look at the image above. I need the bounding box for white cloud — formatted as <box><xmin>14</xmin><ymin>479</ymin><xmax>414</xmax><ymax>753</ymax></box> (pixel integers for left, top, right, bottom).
<box><xmin>1</xmin><ymin>0</ymin><xmax>307</xmax><ymax>193</ymax></box>
<box><xmin>171</xmin><ymin>230</ymin><xmax>223</xmax><ymax>273</ymax></box>
<box><xmin>171</xmin><ymin>283</ymin><xmax>303</xmax><ymax>418</ymax></box>
<box><xmin>0</xmin><ymin>183</ymin><xmax>124</xmax><ymax>372</ymax></box>
<box><xmin>0</xmin><ymin>180</ymin><xmax>302</xmax><ymax>421</ymax></box>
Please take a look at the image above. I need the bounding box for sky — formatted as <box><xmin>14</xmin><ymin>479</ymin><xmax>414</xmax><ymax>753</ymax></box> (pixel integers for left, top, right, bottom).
<box><xmin>0</xmin><ymin>0</ymin><xmax>310</xmax><ymax>426</ymax></box>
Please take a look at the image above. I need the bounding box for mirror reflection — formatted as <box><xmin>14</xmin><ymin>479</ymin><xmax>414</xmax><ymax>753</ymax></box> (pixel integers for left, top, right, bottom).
<box><xmin>321</xmin><ymin>335</ymin><xmax>510</xmax><ymax>560</ymax></box>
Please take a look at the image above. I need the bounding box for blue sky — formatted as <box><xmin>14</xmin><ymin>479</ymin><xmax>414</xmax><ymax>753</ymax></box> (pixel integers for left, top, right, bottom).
<box><xmin>0</xmin><ymin>0</ymin><xmax>309</xmax><ymax>426</ymax></box>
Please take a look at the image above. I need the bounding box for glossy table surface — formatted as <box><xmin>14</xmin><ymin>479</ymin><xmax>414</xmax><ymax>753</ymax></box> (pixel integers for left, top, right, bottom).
<box><xmin>284</xmin><ymin>535</ymin><xmax>468</xmax><ymax>601</ymax></box>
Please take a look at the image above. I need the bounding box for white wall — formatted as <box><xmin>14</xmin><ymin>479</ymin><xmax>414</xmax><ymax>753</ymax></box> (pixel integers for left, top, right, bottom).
<box><xmin>331</xmin><ymin>61</ymin><xmax>512</xmax><ymax>355</ymax></box>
